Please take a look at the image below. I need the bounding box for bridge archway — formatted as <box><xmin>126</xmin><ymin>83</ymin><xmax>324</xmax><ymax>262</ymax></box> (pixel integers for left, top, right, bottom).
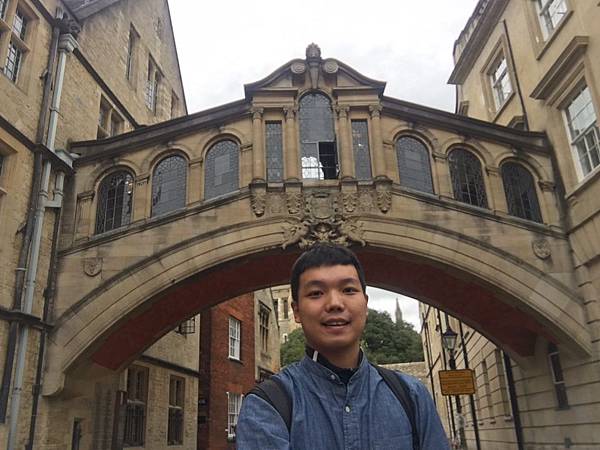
<box><xmin>45</xmin><ymin>217</ymin><xmax>590</xmax><ymax>395</ymax></box>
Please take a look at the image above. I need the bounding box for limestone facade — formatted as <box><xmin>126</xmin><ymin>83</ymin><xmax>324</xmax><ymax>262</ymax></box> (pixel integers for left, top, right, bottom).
<box><xmin>422</xmin><ymin>1</ymin><xmax>600</xmax><ymax>449</ymax></box>
<box><xmin>0</xmin><ymin>0</ymin><xmax>190</xmax><ymax>448</ymax></box>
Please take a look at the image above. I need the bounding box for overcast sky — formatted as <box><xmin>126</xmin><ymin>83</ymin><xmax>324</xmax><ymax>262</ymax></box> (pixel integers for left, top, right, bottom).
<box><xmin>168</xmin><ymin>0</ymin><xmax>480</xmax><ymax>329</ymax></box>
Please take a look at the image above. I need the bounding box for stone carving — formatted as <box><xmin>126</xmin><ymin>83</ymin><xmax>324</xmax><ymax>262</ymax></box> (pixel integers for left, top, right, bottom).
<box><xmin>251</xmin><ymin>191</ymin><xmax>266</xmax><ymax>216</ymax></box>
<box><xmin>291</xmin><ymin>62</ymin><xmax>306</xmax><ymax>74</ymax></box>
<box><xmin>358</xmin><ymin>191</ymin><xmax>374</xmax><ymax>212</ymax></box>
<box><xmin>83</xmin><ymin>257</ymin><xmax>102</xmax><ymax>277</ymax></box>
<box><xmin>306</xmin><ymin>43</ymin><xmax>322</xmax><ymax>60</ymax></box>
<box><xmin>322</xmin><ymin>59</ymin><xmax>339</xmax><ymax>74</ymax></box>
<box><xmin>281</xmin><ymin>191</ymin><xmax>366</xmax><ymax>249</ymax></box>
<box><xmin>375</xmin><ymin>184</ymin><xmax>392</xmax><ymax>213</ymax></box>
<box><xmin>286</xmin><ymin>192</ymin><xmax>303</xmax><ymax>215</ymax></box>
<box><xmin>341</xmin><ymin>193</ymin><xmax>358</xmax><ymax>214</ymax></box>
<box><xmin>269</xmin><ymin>194</ymin><xmax>284</xmax><ymax>214</ymax></box>
<box><xmin>532</xmin><ymin>238</ymin><xmax>551</xmax><ymax>260</ymax></box>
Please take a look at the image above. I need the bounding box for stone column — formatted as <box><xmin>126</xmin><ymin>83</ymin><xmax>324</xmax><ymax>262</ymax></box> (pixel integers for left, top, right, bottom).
<box><xmin>486</xmin><ymin>165</ymin><xmax>506</xmax><ymax>213</ymax></box>
<box><xmin>284</xmin><ymin>107</ymin><xmax>299</xmax><ymax>180</ymax></box>
<box><xmin>132</xmin><ymin>175</ymin><xmax>149</xmax><ymax>221</ymax></box>
<box><xmin>539</xmin><ymin>180</ymin><xmax>560</xmax><ymax>228</ymax></box>
<box><xmin>251</xmin><ymin>107</ymin><xmax>265</xmax><ymax>182</ymax></box>
<box><xmin>369</xmin><ymin>104</ymin><xmax>386</xmax><ymax>178</ymax></box>
<box><xmin>75</xmin><ymin>191</ymin><xmax>94</xmax><ymax>240</ymax></box>
<box><xmin>189</xmin><ymin>158</ymin><xmax>203</xmax><ymax>204</ymax></box>
<box><xmin>433</xmin><ymin>152</ymin><xmax>453</xmax><ymax>198</ymax></box>
<box><xmin>336</xmin><ymin>106</ymin><xmax>353</xmax><ymax>179</ymax></box>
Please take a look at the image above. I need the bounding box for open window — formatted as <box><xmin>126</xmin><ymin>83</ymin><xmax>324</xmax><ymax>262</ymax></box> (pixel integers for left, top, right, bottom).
<box><xmin>299</xmin><ymin>93</ymin><xmax>338</xmax><ymax>180</ymax></box>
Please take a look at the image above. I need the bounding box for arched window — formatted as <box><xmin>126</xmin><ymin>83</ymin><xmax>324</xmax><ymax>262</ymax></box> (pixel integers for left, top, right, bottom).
<box><xmin>95</xmin><ymin>171</ymin><xmax>133</xmax><ymax>234</ymax></box>
<box><xmin>501</xmin><ymin>162</ymin><xmax>542</xmax><ymax>222</ymax></box>
<box><xmin>299</xmin><ymin>93</ymin><xmax>338</xmax><ymax>179</ymax></box>
<box><xmin>204</xmin><ymin>140</ymin><xmax>239</xmax><ymax>200</ymax></box>
<box><xmin>396</xmin><ymin>136</ymin><xmax>434</xmax><ymax>193</ymax></box>
<box><xmin>448</xmin><ymin>149</ymin><xmax>488</xmax><ymax>208</ymax></box>
<box><xmin>151</xmin><ymin>155</ymin><xmax>187</xmax><ymax>216</ymax></box>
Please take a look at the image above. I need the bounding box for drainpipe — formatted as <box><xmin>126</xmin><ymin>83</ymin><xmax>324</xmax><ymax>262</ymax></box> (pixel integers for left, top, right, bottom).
<box><xmin>0</xmin><ymin>17</ymin><xmax>61</xmax><ymax>425</ymax></box>
<box><xmin>458</xmin><ymin>321</ymin><xmax>481</xmax><ymax>450</ymax></box>
<box><xmin>6</xmin><ymin>32</ymin><xmax>77</xmax><ymax>450</ymax></box>
<box><xmin>503</xmin><ymin>352</ymin><xmax>525</xmax><ymax>450</ymax></box>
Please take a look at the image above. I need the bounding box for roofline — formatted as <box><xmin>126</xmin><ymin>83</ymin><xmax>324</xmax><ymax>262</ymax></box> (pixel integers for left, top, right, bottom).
<box><xmin>381</xmin><ymin>96</ymin><xmax>550</xmax><ymax>153</ymax></box>
<box><xmin>70</xmin><ymin>99</ymin><xmax>250</xmax><ymax>163</ymax></box>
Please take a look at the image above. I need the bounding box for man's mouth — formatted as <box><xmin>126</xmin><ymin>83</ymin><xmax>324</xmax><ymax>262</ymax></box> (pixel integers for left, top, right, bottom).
<box><xmin>323</xmin><ymin>319</ymin><xmax>350</xmax><ymax>327</ymax></box>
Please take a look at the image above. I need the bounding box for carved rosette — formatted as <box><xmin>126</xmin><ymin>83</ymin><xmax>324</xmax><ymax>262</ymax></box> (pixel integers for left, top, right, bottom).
<box><xmin>83</xmin><ymin>257</ymin><xmax>103</xmax><ymax>277</ymax></box>
<box><xmin>532</xmin><ymin>238</ymin><xmax>551</xmax><ymax>260</ymax></box>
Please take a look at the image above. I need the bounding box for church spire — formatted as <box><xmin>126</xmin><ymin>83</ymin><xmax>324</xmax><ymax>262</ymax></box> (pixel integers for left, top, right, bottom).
<box><xmin>395</xmin><ymin>298</ymin><xmax>403</xmax><ymax>324</ymax></box>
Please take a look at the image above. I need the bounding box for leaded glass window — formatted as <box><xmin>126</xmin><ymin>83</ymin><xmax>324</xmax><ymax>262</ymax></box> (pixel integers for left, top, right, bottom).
<box><xmin>266</xmin><ymin>121</ymin><xmax>283</xmax><ymax>182</ymax></box>
<box><xmin>501</xmin><ymin>162</ymin><xmax>542</xmax><ymax>222</ymax></box>
<box><xmin>95</xmin><ymin>171</ymin><xmax>133</xmax><ymax>234</ymax></box>
<box><xmin>151</xmin><ymin>155</ymin><xmax>187</xmax><ymax>217</ymax></box>
<box><xmin>449</xmin><ymin>149</ymin><xmax>488</xmax><ymax>208</ymax></box>
<box><xmin>396</xmin><ymin>136</ymin><xmax>434</xmax><ymax>193</ymax></box>
<box><xmin>351</xmin><ymin>120</ymin><xmax>372</xmax><ymax>180</ymax></box>
<box><xmin>204</xmin><ymin>140</ymin><xmax>239</xmax><ymax>200</ymax></box>
<box><xmin>299</xmin><ymin>93</ymin><xmax>338</xmax><ymax>180</ymax></box>
<box><xmin>0</xmin><ymin>0</ymin><xmax>8</xmax><ymax>20</ymax></box>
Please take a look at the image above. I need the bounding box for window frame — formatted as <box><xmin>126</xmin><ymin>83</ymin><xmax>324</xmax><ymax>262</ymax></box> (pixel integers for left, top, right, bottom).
<box><xmin>395</xmin><ymin>134</ymin><xmax>434</xmax><ymax>194</ymax></box>
<box><xmin>0</xmin><ymin>1</ymin><xmax>35</xmax><ymax>86</ymax></box>
<box><xmin>151</xmin><ymin>153</ymin><xmax>187</xmax><ymax>217</ymax></box>
<box><xmin>145</xmin><ymin>56</ymin><xmax>161</xmax><ymax>113</ymax></box>
<box><xmin>124</xmin><ymin>365</ymin><xmax>148</xmax><ymax>447</ymax></box>
<box><xmin>501</xmin><ymin>161</ymin><xmax>543</xmax><ymax>223</ymax></box>
<box><xmin>203</xmin><ymin>139</ymin><xmax>240</xmax><ymax>200</ymax></box>
<box><xmin>547</xmin><ymin>343</ymin><xmax>569</xmax><ymax>410</ymax></box>
<box><xmin>228</xmin><ymin>316</ymin><xmax>241</xmax><ymax>361</ymax></box>
<box><xmin>351</xmin><ymin>119</ymin><xmax>373</xmax><ymax>180</ymax></box>
<box><xmin>227</xmin><ymin>392</ymin><xmax>243</xmax><ymax>441</ymax></box>
<box><xmin>448</xmin><ymin>148</ymin><xmax>489</xmax><ymax>209</ymax></box>
<box><xmin>536</xmin><ymin>0</ymin><xmax>569</xmax><ymax>41</ymax></box>
<box><xmin>259</xmin><ymin>303</ymin><xmax>270</xmax><ymax>353</ymax></box>
<box><xmin>94</xmin><ymin>170</ymin><xmax>134</xmax><ymax>235</ymax></box>
<box><xmin>562</xmin><ymin>84</ymin><xmax>600</xmax><ymax>180</ymax></box>
<box><xmin>167</xmin><ymin>376</ymin><xmax>185</xmax><ymax>446</ymax></box>
<box><xmin>489</xmin><ymin>53</ymin><xmax>513</xmax><ymax>111</ymax></box>
<box><xmin>265</xmin><ymin>121</ymin><xmax>284</xmax><ymax>182</ymax></box>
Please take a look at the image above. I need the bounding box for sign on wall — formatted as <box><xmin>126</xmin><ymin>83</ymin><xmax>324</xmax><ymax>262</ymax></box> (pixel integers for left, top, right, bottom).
<box><xmin>439</xmin><ymin>369</ymin><xmax>476</xmax><ymax>395</ymax></box>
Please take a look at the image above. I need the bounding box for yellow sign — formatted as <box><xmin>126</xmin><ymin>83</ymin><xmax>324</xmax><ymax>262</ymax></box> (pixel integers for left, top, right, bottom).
<box><xmin>439</xmin><ymin>369</ymin><xmax>476</xmax><ymax>395</ymax></box>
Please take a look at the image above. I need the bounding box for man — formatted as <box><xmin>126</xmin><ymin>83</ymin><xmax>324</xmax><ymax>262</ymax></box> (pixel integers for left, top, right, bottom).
<box><xmin>237</xmin><ymin>244</ymin><xmax>449</xmax><ymax>449</ymax></box>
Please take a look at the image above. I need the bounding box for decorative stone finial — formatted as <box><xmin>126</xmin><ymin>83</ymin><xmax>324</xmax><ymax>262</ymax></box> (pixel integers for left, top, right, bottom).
<box><xmin>306</xmin><ymin>43</ymin><xmax>322</xmax><ymax>61</ymax></box>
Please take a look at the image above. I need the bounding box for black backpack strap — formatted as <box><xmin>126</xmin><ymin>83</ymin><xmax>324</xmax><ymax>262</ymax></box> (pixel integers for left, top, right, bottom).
<box><xmin>373</xmin><ymin>364</ymin><xmax>420</xmax><ymax>450</ymax></box>
<box><xmin>247</xmin><ymin>377</ymin><xmax>292</xmax><ymax>431</ymax></box>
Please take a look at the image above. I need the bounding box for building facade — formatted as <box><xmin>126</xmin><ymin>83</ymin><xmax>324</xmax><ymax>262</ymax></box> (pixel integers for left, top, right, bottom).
<box><xmin>0</xmin><ymin>0</ymin><xmax>192</xmax><ymax>448</ymax></box>
<box><xmin>423</xmin><ymin>1</ymin><xmax>600</xmax><ymax>449</ymax></box>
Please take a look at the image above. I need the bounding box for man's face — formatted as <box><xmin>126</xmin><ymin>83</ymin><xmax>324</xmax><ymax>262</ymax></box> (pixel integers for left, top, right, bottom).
<box><xmin>292</xmin><ymin>264</ymin><xmax>368</xmax><ymax>358</ymax></box>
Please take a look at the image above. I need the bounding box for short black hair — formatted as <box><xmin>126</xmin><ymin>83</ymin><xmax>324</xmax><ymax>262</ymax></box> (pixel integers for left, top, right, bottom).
<box><xmin>290</xmin><ymin>243</ymin><xmax>366</xmax><ymax>302</ymax></box>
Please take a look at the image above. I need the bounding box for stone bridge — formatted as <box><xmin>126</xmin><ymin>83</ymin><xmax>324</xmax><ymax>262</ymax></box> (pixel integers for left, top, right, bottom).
<box><xmin>46</xmin><ymin>45</ymin><xmax>589</xmax><ymax>395</ymax></box>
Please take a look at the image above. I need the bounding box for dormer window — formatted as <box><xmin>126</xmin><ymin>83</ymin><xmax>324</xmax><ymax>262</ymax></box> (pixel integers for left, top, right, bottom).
<box><xmin>299</xmin><ymin>93</ymin><xmax>338</xmax><ymax>180</ymax></box>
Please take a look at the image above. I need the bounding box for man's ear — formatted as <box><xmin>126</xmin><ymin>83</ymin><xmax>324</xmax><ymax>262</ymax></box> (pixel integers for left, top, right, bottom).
<box><xmin>291</xmin><ymin>301</ymin><xmax>301</xmax><ymax>324</ymax></box>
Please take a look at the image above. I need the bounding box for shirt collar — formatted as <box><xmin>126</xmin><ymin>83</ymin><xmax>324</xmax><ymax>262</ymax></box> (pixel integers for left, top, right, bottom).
<box><xmin>304</xmin><ymin>346</ymin><xmax>365</xmax><ymax>384</ymax></box>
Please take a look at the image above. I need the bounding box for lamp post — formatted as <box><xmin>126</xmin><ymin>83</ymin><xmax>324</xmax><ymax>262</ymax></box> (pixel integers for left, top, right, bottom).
<box><xmin>442</xmin><ymin>326</ymin><xmax>467</xmax><ymax>449</ymax></box>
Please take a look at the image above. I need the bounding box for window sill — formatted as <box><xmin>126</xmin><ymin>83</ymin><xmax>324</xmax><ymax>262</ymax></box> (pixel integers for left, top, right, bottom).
<box><xmin>535</xmin><ymin>10</ymin><xmax>573</xmax><ymax>61</ymax></box>
<box><xmin>228</xmin><ymin>357</ymin><xmax>243</xmax><ymax>365</ymax></box>
<box><xmin>491</xmin><ymin>91</ymin><xmax>515</xmax><ymax>123</ymax></box>
<box><xmin>565</xmin><ymin>163</ymin><xmax>600</xmax><ymax>200</ymax></box>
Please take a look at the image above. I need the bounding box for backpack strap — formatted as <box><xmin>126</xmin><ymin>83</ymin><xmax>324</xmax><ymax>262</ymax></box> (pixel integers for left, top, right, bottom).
<box><xmin>372</xmin><ymin>364</ymin><xmax>420</xmax><ymax>450</ymax></box>
<box><xmin>247</xmin><ymin>377</ymin><xmax>292</xmax><ymax>431</ymax></box>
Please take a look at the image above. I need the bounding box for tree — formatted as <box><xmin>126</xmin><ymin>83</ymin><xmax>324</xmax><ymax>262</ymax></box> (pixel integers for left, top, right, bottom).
<box><xmin>280</xmin><ymin>328</ymin><xmax>306</xmax><ymax>366</ymax></box>
<box><xmin>280</xmin><ymin>309</ymin><xmax>424</xmax><ymax>367</ymax></box>
<box><xmin>363</xmin><ymin>309</ymin><xmax>424</xmax><ymax>364</ymax></box>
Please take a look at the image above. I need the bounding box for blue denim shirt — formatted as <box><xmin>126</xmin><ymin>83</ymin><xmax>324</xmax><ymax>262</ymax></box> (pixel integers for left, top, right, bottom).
<box><xmin>236</xmin><ymin>355</ymin><xmax>450</xmax><ymax>449</ymax></box>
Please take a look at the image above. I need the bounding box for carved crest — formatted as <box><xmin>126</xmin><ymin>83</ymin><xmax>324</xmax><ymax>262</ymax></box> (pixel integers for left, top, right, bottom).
<box><xmin>250</xmin><ymin>191</ymin><xmax>266</xmax><ymax>217</ymax></box>
<box><xmin>83</xmin><ymin>257</ymin><xmax>103</xmax><ymax>277</ymax></box>
<box><xmin>306</xmin><ymin>191</ymin><xmax>337</xmax><ymax>220</ymax></box>
<box><xmin>532</xmin><ymin>238</ymin><xmax>551</xmax><ymax>260</ymax></box>
<box><xmin>281</xmin><ymin>217</ymin><xmax>365</xmax><ymax>250</ymax></box>
<box><xmin>341</xmin><ymin>193</ymin><xmax>358</xmax><ymax>214</ymax></box>
<box><xmin>286</xmin><ymin>193</ymin><xmax>303</xmax><ymax>215</ymax></box>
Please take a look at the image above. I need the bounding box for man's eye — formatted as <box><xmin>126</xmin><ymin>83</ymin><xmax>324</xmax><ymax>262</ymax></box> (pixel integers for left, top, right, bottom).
<box><xmin>307</xmin><ymin>290</ymin><xmax>322</xmax><ymax>298</ymax></box>
<box><xmin>343</xmin><ymin>287</ymin><xmax>359</xmax><ymax>294</ymax></box>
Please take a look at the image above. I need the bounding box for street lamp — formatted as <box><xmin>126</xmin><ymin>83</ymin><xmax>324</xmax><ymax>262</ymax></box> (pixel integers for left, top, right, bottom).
<box><xmin>442</xmin><ymin>325</ymin><xmax>465</xmax><ymax>449</ymax></box>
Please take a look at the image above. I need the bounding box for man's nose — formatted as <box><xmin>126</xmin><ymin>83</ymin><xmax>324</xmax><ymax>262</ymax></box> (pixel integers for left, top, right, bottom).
<box><xmin>325</xmin><ymin>290</ymin><xmax>345</xmax><ymax>310</ymax></box>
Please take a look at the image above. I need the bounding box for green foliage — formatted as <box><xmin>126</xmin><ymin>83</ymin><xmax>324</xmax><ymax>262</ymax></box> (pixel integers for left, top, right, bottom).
<box><xmin>362</xmin><ymin>309</ymin><xmax>424</xmax><ymax>364</ymax></box>
<box><xmin>280</xmin><ymin>328</ymin><xmax>306</xmax><ymax>366</ymax></box>
<box><xmin>280</xmin><ymin>309</ymin><xmax>424</xmax><ymax>366</ymax></box>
